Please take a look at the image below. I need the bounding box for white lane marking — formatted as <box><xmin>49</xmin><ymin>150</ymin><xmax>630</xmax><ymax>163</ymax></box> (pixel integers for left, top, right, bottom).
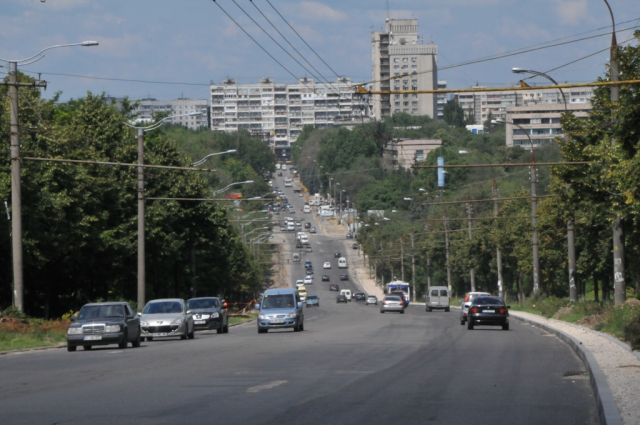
<box><xmin>246</xmin><ymin>380</ymin><xmax>288</xmax><ymax>393</ymax></box>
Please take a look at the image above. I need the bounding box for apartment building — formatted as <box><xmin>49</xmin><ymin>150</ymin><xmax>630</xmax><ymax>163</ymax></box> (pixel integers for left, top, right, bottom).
<box><xmin>386</xmin><ymin>138</ymin><xmax>442</xmax><ymax>170</ymax></box>
<box><xmin>436</xmin><ymin>80</ymin><xmax>447</xmax><ymax>120</ymax></box>
<box><xmin>210</xmin><ymin>77</ymin><xmax>365</xmax><ymax>158</ymax></box>
<box><xmin>133</xmin><ymin>98</ymin><xmax>209</xmax><ymax>130</ymax></box>
<box><xmin>371</xmin><ymin>18</ymin><xmax>438</xmax><ymax>120</ymax></box>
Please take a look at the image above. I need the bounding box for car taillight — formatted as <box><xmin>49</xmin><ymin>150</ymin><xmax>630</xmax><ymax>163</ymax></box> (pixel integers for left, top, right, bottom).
<box><xmin>383</xmin><ymin>302</ymin><xmax>387</xmax><ymax>305</ymax></box>
<box><xmin>469</xmin><ymin>307</ymin><xmax>479</xmax><ymax>313</ymax></box>
<box><xmin>498</xmin><ymin>308</ymin><xmax>507</xmax><ymax>314</ymax></box>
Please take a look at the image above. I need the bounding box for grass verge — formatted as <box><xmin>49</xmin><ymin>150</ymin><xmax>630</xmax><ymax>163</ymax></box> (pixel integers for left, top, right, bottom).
<box><xmin>229</xmin><ymin>311</ymin><xmax>258</xmax><ymax>326</ymax></box>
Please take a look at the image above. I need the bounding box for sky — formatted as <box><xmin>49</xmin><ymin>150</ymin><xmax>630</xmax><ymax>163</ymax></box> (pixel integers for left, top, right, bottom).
<box><xmin>2</xmin><ymin>0</ymin><xmax>640</xmax><ymax>103</ymax></box>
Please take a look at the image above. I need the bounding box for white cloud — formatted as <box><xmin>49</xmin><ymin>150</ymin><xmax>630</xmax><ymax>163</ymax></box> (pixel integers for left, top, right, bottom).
<box><xmin>297</xmin><ymin>2</ymin><xmax>347</xmax><ymax>21</ymax></box>
<box><xmin>498</xmin><ymin>17</ymin><xmax>551</xmax><ymax>41</ymax></box>
<box><xmin>553</xmin><ymin>0</ymin><xmax>589</xmax><ymax>25</ymax></box>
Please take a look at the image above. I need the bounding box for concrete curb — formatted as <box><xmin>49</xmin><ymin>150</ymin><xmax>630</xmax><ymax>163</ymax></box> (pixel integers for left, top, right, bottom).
<box><xmin>511</xmin><ymin>315</ymin><xmax>623</xmax><ymax>425</ymax></box>
<box><xmin>0</xmin><ymin>344</ymin><xmax>65</xmax><ymax>356</ymax></box>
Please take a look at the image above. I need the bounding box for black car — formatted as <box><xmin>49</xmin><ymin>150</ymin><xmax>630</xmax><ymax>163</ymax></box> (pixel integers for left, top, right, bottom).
<box><xmin>187</xmin><ymin>297</ymin><xmax>229</xmax><ymax>334</ymax></box>
<box><xmin>306</xmin><ymin>269</ymin><xmax>314</xmax><ymax>276</ymax></box>
<box><xmin>330</xmin><ymin>284</ymin><xmax>340</xmax><ymax>291</ymax></box>
<box><xmin>352</xmin><ymin>243</ymin><xmax>359</xmax><ymax>249</ymax></box>
<box><xmin>296</xmin><ymin>242</ymin><xmax>303</xmax><ymax>248</ymax></box>
<box><xmin>66</xmin><ymin>302</ymin><xmax>141</xmax><ymax>352</ymax></box>
<box><xmin>278</xmin><ymin>172</ymin><xmax>283</xmax><ymax>176</ymax></box>
<box><xmin>340</xmin><ymin>274</ymin><xmax>349</xmax><ymax>281</ymax></box>
<box><xmin>336</xmin><ymin>294</ymin><xmax>348</xmax><ymax>304</ymax></box>
<box><xmin>305</xmin><ymin>222</ymin><xmax>311</xmax><ymax>229</ymax></box>
<box><xmin>322</xmin><ymin>274</ymin><xmax>330</xmax><ymax>282</ymax></box>
<box><xmin>353</xmin><ymin>292</ymin><xmax>366</xmax><ymax>301</ymax></box>
<box><xmin>334</xmin><ymin>252</ymin><xmax>341</xmax><ymax>258</ymax></box>
<box><xmin>304</xmin><ymin>261</ymin><xmax>313</xmax><ymax>269</ymax></box>
<box><xmin>466</xmin><ymin>296</ymin><xmax>510</xmax><ymax>330</ymax></box>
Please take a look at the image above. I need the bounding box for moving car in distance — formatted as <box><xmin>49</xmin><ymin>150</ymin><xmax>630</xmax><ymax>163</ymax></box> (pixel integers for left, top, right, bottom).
<box><xmin>336</xmin><ymin>294</ymin><xmax>348</xmax><ymax>304</ymax></box>
<box><xmin>323</xmin><ymin>262</ymin><xmax>331</xmax><ymax>269</ymax></box>
<box><xmin>305</xmin><ymin>295</ymin><xmax>319</xmax><ymax>307</ymax></box>
<box><xmin>352</xmin><ymin>243</ymin><xmax>359</xmax><ymax>249</ymax></box>
<box><xmin>386</xmin><ymin>280</ymin><xmax>410</xmax><ymax>307</ymax></box>
<box><xmin>309</xmin><ymin>227</ymin><xmax>316</xmax><ymax>234</ymax></box>
<box><xmin>340</xmin><ymin>274</ymin><xmax>349</xmax><ymax>281</ymax></box>
<box><xmin>66</xmin><ymin>302</ymin><xmax>141</xmax><ymax>352</ymax></box>
<box><xmin>425</xmin><ymin>286</ymin><xmax>450</xmax><ymax>312</ymax></box>
<box><xmin>380</xmin><ymin>295</ymin><xmax>405</xmax><ymax>314</ymax></box>
<box><xmin>330</xmin><ymin>284</ymin><xmax>340</xmax><ymax>291</ymax></box>
<box><xmin>353</xmin><ymin>292</ymin><xmax>366</xmax><ymax>301</ymax></box>
<box><xmin>303</xmin><ymin>276</ymin><xmax>313</xmax><ymax>285</ymax></box>
<box><xmin>139</xmin><ymin>298</ymin><xmax>195</xmax><ymax>341</ymax></box>
<box><xmin>460</xmin><ymin>291</ymin><xmax>492</xmax><ymax>325</ymax></box>
<box><xmin>187</xmin><ymin>297</ymin><xmax>229</xmax><ymax>334</ymax></box>
<box><xmin>322</xmin><ymin>274</ymin><xmax>330</xmax><ymax>282</ymax></box>
<box><xmin>466</xmin><ymin>296</ymin><xmax>510</xmax><ymax>330</ymax></box>
<box><xmin>340</xmin><ymin>289</ymin><xmax>352</xmax><ymax>302</ymax></box>
<box><xmin>257</xmin><ymin>288</ymin><xmax>304</xmax><ymax>333</ymax></box>
<box><xmin>334</xmin><ymin>252</ymin><xmax>341</xmax><ymax>258</ymax></box>
<box><xmin>296</xmin><ymin>280</ymin><xmax>305</xmax><ymax>287</ymax></box>
<box><xmin>305</xmin><ymin>222</ymin><xmax>311</xmax><ymax>228</ymax></box>
<box><xmin>366</xmin><ymin>295</ymin><xmax>378</xmax><ymax>305</ymax></box>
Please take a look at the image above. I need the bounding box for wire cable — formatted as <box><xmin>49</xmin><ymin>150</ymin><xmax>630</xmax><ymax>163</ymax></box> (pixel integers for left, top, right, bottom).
<box><xmin>250</xmin><ymin>0</ymin><xmax>340</xmax><ymax>94</ymax></box>
<box><xmin>265</xmin><ymin>0</ymin><xmax>341</xmax><ymax>79</ymax></box>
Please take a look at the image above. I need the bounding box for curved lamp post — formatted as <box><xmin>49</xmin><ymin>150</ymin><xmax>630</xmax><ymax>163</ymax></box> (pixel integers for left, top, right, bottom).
<box><xmin>123</xmin><ymin>112</ymin><xmax>201</xmax><ymax>310</ymax></box>
<box><xmin>512</xmin><ymin>68</ymin><xmax>567</xmax><ymax>112</ymax></box>
<box><xmin>212</xmin><ymin>180</ymin><xmax>254</xmax><ymax>197</ymax></box>
<box><xmin>1</xmin><ymin>41</ymin><xmax>99</xmax><ymax>311</ymax></box>
<box><xmin>191</xmin><ymin>149</ymin><xmax>236</xmax><ymax>166</ymax></box>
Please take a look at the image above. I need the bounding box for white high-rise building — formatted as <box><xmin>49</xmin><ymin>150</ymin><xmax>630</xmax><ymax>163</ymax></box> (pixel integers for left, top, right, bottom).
<box><xmin>134</xmin><ymin>98</ymin><xmax>209</xmax><ymax>130</ymax></box>
<box><xmin>210</xmin><ymin>77</ymin><xmax>366</xmax><ymax>158</ymax></box>
<box><xmin>371</xmin><ymin>18</ymin><xmax>438</xmax><ymax>120</ymax></box>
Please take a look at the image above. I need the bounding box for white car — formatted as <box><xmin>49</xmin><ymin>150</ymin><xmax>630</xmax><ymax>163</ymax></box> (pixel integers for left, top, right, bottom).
<box><xmin>295</xmin><ymin>280</ymin><xmax>305</xmax><ymax>287</ymax></box>
<box><xmin>323</xmin><ymin>262</ymin><xmax>331</xmax><ymax>269</ymax></box>
<box><xmin>303</xmin><ymin>276</ymin><xmax>313</xmax><ymax>285</ymax></box>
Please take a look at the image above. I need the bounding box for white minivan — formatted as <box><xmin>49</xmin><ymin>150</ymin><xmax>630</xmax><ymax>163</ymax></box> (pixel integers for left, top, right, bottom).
<box><xmin>340</xmin><ymin>289</ymin><xmax>352</xmax><ymax>302</ymax></box>
<box><xmin>338</xmin><ymin>257</ymin><xmax>347</xmax><ymax>269</ymax></box>
<box><xmin>425</xmin><ymin>286</ymin><xmax>450</xmax><ymax>312</ymax></box>
<box><xmin>303</xmin><ymin>205</ymin><xmax>311</xmax><ymax>213</ymax></box>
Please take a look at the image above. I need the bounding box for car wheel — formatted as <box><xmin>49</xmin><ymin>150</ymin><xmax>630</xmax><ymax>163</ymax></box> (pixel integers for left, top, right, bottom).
<box><xmin>258</xmin><ymin>328</ymin><xmax>266</xmax><ymax>334</ymax></box>
<box><xmin>467</xmin><ymin>320</ymin><xmax>474</xmax><ymax>330</ymax></box>
<box><xmin>460</xmin><ymin>319</ymin><xmax>465</xmax><ymax>326</ymax></box>
<box><xmin>67</xmin><ymin>345</ymin><xmax>76</xmax><ymax>352</ymax></box>
<box><xmin>132</xmin><ymin>329</ymin><xmax>141</xmax><ymax>348</ymax></box>
<box><xmin>445</xmin><ymin>307</ymin><xmax>450</xmax><ymax>312</ymax></box>
<box><xmin>188</xmin><ymin>325</ymin><xmax>195</xmax><ymax>339</ymax></box>
<box><xmin>299</xmin><ymin>321</ymin><xmax>304</xmax><ymax>331</ymax></box>
<box><xmin>83</xmin><ymin>345</ymin><xmax>92</xmax><ymax>350</ymax></box>
<box><xmin>380</xmin><ymin>310</ymin><xmax>385</xmax><ymax>314</ymax></box>
<box><xmin>118</xmin><ymin>330</ymin><xmax>128</xmax><ymax>349</ymax></box>
<box><xmin>147</xmin><ymin>337</ymin><xmax>153</xmax><ymax>342</ymax></box>
<box><xmin>400</xmin><ymin>310</ymin><xmax>405</xmax><ymax>314</ymax></box>
<box><xmin>180</xmin><ymin>331</ymin><xmax>187</xmax><ymax>340</ymax></box>
<box><xmin>502</xmin><ymin>323</ymin><xmax>509</xmax><ymax>331</ymax></box>
<box><xmin>294</xmin><ymin>320</ymin><xmax>300</xmax><ymax>332</ymax></box>
<box><xmin>223</xmin><ymin>321</ymin><xmax>229</xmax><ymax>333</ymax></box>
<box><xmin>217</xmin><ymin>325</ymin><xmax>223</xmax><ymax>334</ymax></box>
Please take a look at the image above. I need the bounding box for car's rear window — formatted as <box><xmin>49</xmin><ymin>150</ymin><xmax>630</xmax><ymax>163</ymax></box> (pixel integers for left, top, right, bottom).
<box><xmin>473</xmin><ymin>297</ymin><xmax>503</xmax><ymax>305</ymax></box>
<box><xmin>440</xmin><ymin>290</ymin><xmax>448</xmax><ymax>296</ymax></box>
<box><xmin>262</xmin><ymin>294</ymin><xmax>296</xmax><ymax>309</ymax></box>
<box><xmin>144</xmin><ymin>301</ymin><xmax>183</xmax><ymax>314</ymax></box>
<box><xmin>385</xmin><ymin>296</ymin><xmax>402</xmax><ymax>301</ymax></box>
<box><xmin>306</xmin><ymin>296</ymin><xmax>318</xmax><ymax>300</ymax></box>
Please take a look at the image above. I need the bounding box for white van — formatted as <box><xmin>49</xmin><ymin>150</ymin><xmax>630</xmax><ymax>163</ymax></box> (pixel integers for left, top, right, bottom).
<box><xmin>425</xmin><ymin>286</ymin><xmax>451</xmax><ymax>312</ymax></box>
<box><xmin>282</xmin><ymin>164</ymin><xmax>287</xmax><ymax>170</ymax></box>
<box><xmin>340</xmin><ymin>289</ymin><xmax>352</xmax><ymax>302</ymax></box>
<box><xmin>303</xmin><ymin>205</ymin><xmax>311</xmax><ymax>213</ymax></box>
<box><xmin>338</xmin><ymin>257</ymin><xmax>347</xmax><ymax>269</ymax></box>
<box><xmin>276</xmin><ymin>163</ymin><xmax>281</xmax><ymax>170</ymax></box>
<box><xmin>287</xmin><ymin>223</ymin><xmax>295</xmax><ymax>231</ymax></box>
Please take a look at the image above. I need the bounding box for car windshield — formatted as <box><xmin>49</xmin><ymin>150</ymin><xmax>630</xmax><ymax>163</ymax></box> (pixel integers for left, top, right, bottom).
<box><xmin>306</xmin><ymin>296</ymin><xmax>318</xmax><ymax>300</ymax></box>
<box><xmin>262</xmin><ymin>294</ymin><xmax>296</xmax><ymax>309</ymax></box>
<box><xmin>143</xmin><ymin>301</ymin><xmax>183</xmax><ymax>314</ymax></box>
<box><xmin>187</xmin><ymin>298</ymin><xmax>218</xmax><ymax>309</ymax></box>
<box><xmin>473</xmin><ymin>297</ymin><xmax>503</xmax><ymax>306</ymax></box>
<box><xmin>78</xmin><ymin>305</ymin><xmax>124</xmax><ymax>319</ymax></box>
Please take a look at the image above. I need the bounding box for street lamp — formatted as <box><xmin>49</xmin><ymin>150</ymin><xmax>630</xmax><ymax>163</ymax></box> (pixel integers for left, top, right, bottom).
<box><xmin>191</xmin><ymin>149</ymin><xmax>236</xmax><ymax>166</ymax></box>
<box><xmin>1</xmin><ymin>41</ymin><xmax>99</xmax><ymax>312</ymax></box>
<box><xmin>512</xmin><ymin>68</ymin><xmax>567</xmax><ymax>112</ymax></box>
<box><xmin>124</xmin><ymin>111</ymin><xmax>201</xmax><ymax>310</ymax></box>
<box><xmin>493</xmin><ymin>118</ymin><xmax>539</xmax><ymax>293</ymax></box>
<box><xmin>212</xmin><ymin>180</ymin><xmax>254</xmax><ymax>197</ymax></box>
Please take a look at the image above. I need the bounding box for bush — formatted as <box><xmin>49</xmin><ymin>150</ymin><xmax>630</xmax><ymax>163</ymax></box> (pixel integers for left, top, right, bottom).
<box><xmin>1</xmin><ymin>306</ymin><xmax>28</xmax><ymax>321</ymax></box>
<box><xmin>623</xmin><ymin>309</ymin><xmax>640</xmax><ymax>350</ymax></box>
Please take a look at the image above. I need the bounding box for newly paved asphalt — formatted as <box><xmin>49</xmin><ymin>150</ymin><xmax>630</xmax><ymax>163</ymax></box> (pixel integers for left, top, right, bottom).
<box><xmin>0</xmin><ymin>175</ymin><xmax>599</xmax><ymax>425</ymax></box>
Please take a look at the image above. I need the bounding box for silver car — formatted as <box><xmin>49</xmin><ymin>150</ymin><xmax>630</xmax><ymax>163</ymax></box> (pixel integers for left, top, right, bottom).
<box><xmin>380</xmin><ymin>295</ymin><xmax>404</xmax><ymax>314</ymax></box>
<box><xmin>140</xmin><ymin>298</ymin><xmax>195</xmax><ymax>341</ymax></box>
<box><xmin>366</xmin><ymin>295</ymin><xmax>378</xmax><ymax>305</ymax></box>
<box><xmin>460</xmin><ymin>292</ymin><xmax>492</xmax><ymax>325</ymax></box>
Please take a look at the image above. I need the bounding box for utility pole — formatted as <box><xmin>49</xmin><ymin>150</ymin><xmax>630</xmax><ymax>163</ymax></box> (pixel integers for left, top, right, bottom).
<box><xmin>603</xmin><ymin>0</ymin><xmax>626</xmax><ymax>306</ymax></box>
<box><xmin>137</xmin><ymin>128</ymin><xmax>146</xmax><ymax>310</ymax></box>
<box><xmin>531</xmin><ymin>151</ymin><xmax>540</xmax><ymax>293</ymax></box>
<box><xmin>493</xmin><ymin>180</ymin><xmax>504</xmax><ymax>299</ymax></box>
<box><xmin>444</xmin><ymin>211</ymin><xmax>452</xmax><ymax>291</ymax></box>
<box><xmin>411</xmin><ymin>231</ymin><xmax>416</xmax><ymax>302</ymax></box>
<box><xmin>568</xmin><ymin>221</ymin><xmax>577</xmax><ymax>302</ymax></box>
<box><xmin>400</xmin><ymin>238</ymin><xmax>405</xmax><ymax>282</ymax></box>
<box><xmin>8</xmin><ymin>62</ymin><xmax>24</xmax><ymax>311</ymax></box>
<box><xmin>466</xmin><ymin>196</ymin><xmax>476</xmax><ymax>292</ymax></box>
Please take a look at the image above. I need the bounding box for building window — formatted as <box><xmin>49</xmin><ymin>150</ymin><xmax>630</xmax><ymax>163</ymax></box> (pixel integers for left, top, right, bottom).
<box><xmin>402</xmin><ymin>65</ymin><xmax>408</xmax><ymax>69</ymax></box>
<box><xmin>403</xmin><ymin>102</ymin><xmax>409</xmax><ymax>106</ymax></box>
<box><xmin>412</xmin><ymin>108</ymin><xmax>418</xmax><ymax>114</ymax></box>
<box><xmin>412</xmin><ymin>94</ymin><xmax>418</xmax><ymax>99</ymax></box>
<box><xmin>403</xmin><ymin>94</ymin><xmax>408</xmax><ymax>98</ymax></box>
<box><xmin>394</xmin><ymin>95</ymin><xmax>400</xmax><ymax>99</ymax></box>
<box><xmin>411</xmin><ymin>65</ymin><xmax>417</xmax><ymax>70</ymax></box>
<box><xmin>403</xmin><ymin>80</ymin><xmax>409</xmax><ymax>84</ymax></box>
<box><xmin>412</xmin><ymin>57</ymin><xmax>417</xmax><ymax>62</ymax></box>
<box><xmin>394</xmin><ymin>58</ymin><xmax>399</xmax><ymax>63</ymax></box>
<box><xmin>415</xmin><ymin>149</ymin><xmax>424</xmax><ymax>160</ymax></box>
<box><xmin>394</xmin><ymin>109</ymin><xmax>401</xmax><ymax>113</ymax></box>
<box><xmin>403</xmin><ymin>58</ymin><xmax>408</xmax><ymax>62</ymax></box>
<box><xmin>394</xmin><ymin>65</ymin><xmax>400</xmax><ymax>69</ymax></box>
<box><xmin>412</xmin><ymin>101</ymin><xmax>418</xmax><ymax>106</ymax></box>
<box><xmin>403</xmin><ymin>109</ymin><xmax>409</xmax><ymax>113</ymax></box>
<box><xmin>411</xmin><ymin>79</ymin><xmax>417</xmax><ymax>84</ymax></box>
<box><xmin>395</xmin><ymin>102</ymin><xmax>400</xmax><ymax>106</ymax></box>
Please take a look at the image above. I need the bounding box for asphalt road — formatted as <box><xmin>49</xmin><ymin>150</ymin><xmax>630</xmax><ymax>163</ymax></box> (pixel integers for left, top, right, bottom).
<box><xmin>0</xmin><ymin>175</ymin><xmax>599</xmax><ymax>425</ymax></box>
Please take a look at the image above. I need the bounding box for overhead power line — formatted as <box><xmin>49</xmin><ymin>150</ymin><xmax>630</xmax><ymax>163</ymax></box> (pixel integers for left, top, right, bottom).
<box><xmin>265</xmin><ymin>0</ymin><xmax>341</xmax><ymax>79</ymax></box>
